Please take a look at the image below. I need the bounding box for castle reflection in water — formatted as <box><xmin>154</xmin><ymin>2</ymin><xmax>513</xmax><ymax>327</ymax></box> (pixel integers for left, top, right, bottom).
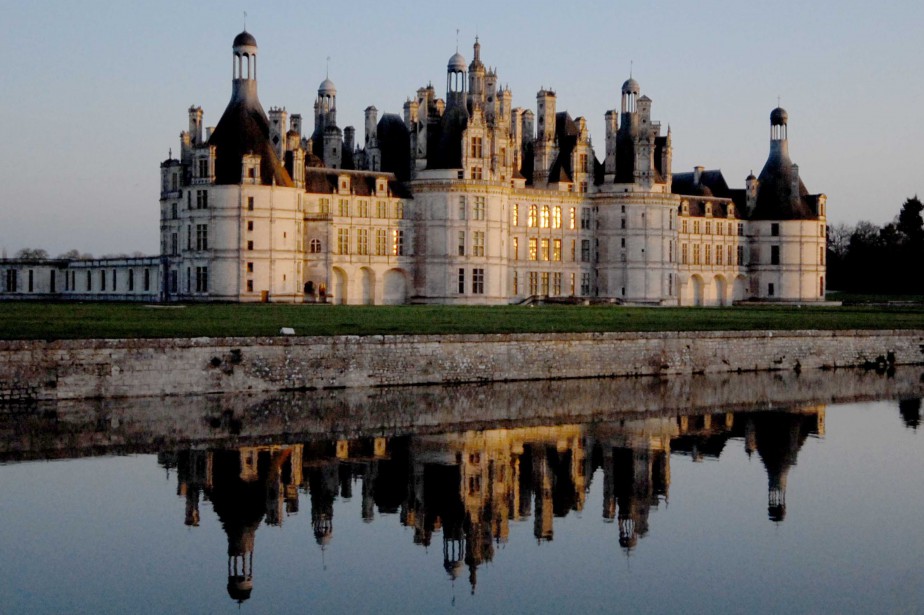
<box><xmin>157</xmin><ymin>406</ymin><xmax>829</xmax><ymax>602</ymax></box>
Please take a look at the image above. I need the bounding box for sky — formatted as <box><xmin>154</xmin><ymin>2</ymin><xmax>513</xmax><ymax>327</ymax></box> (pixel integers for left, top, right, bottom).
<box><xmin>2</xmin><ymin>0</ymin><xmax>923</xmax><ymax>257</ymax></box>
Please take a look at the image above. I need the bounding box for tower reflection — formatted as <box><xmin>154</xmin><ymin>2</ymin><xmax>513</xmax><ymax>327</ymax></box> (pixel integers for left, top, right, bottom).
<box><xmin>163</xmin><ymin>406</ymin><xmax>825</xmax><ymax>600</ymax></box>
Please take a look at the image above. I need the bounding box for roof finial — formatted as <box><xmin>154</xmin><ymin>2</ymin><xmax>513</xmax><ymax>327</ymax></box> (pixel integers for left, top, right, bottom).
<box><xmin>326</xmin><ymin>56</ymin><xmax>330</xmax><ymax>79</ymax></box>
<box><xmin>243</xmin><ymin>10</ymin><xmax>247</xmax><ymax>31</ymax></box>
<box><xmin>777</xmin><ymin>95</ymin><xmax>781</xmax><ymax>107</ymax></box>
<box><xmin>169</xmin><ymin>147</ymin><xmax>172</xmax><ymax>159</ymax></box>
<box><xmin>456</xmin><ymin>28</ymin><xmax>460</xmax><ymax>52</ymax></box>
<box><xmin>630</xmin><ymin>60</ymin><xmax>633</xmax><ymax>79</ymax></box>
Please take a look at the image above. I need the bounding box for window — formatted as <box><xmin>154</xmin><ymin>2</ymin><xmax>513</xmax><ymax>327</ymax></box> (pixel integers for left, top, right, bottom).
<box><xmin>458</xmin><ymin>268</ymin><xmax>465</xmax><ymax>294</ymax></box>
<box><xmin>771</xmin><ymin>223</ymin><xmax>780</xmax><ymax>237</ymax></box>
<box><xmin>552</xmin><ymin>206</ymin><xmax>561</xmax><ymax>229</ymax></box>
<box><xmin>580</xmin><ymin>272</ymin><xmax>591</xmax><ymax>296</ymax></box>
<box><xmin>716</xmin><ymin>246</ymin><xmax>723</xmax><ymax>265</ymax></box>
<box><xmin>472</xmin><ymin>268</ymin><xmax>484</xmax><ymax>294</ymax></box>
<box><xmin>693</xmin><ymin>244</ymin><xmax>701</xmax><ymax>265</ymax></box>
<box><xmin>144</xmin><ymin>269</ymin><xmax>151</xmax><ymax>292</ymax></box>
<box><xmin>541</xmin><ymin>238</ymin><xmax>550</xmax><ymax>261</ymax></box>
<box><xmin>820</xmin><ymin>276</ymin><xmax>825</xmax><ymax>297</ymax></box>
<box><xmin>771</xmin><ymin>245</ymin><xmax>780</xmax><ymax>265</ymax></box>
<box><xmin>540</xmin><ymin>205</ymin><xmax>550</xmax><ymax>228</ymax></box>
<box><xmin>513</xmin><ymin>237</ymin><xmax>519</xmax><ymax>260</ymax></box>
<box><xmin>668</xmin><ymin>273</ymin><xmax>673</xmax><ymax>296</ymax></box>
<box><xmin>247</xmin><ymin>196</ymin><xmax>254</xmax><ymax>211</ymax></box>
<box><xmin>579</xmin><ymin>153</ymin><xmax>588</xmax><ymax>172</ymax></box>
<box><xmin>186</xmin><ymin>267</ymin><xmax>190</xmax><ymax>293</ymax></box>
<box><xmin>473</xmin><ymin>196</ymin><xmax>485</xmax><ymax>220</ymax></box>
<box><xmin>171</xmin><ymin>203</ymin><xmax>177</xmax><ymax>219</ymax></box>
<box><xmin>86</xmin><ymin>270</ymin><xmax>92</xmax><ymax>291</ymax></box>
<box><xmin>513</xmin><ymin>271</ymin><xmax>518</xmax><ymax>295</ymax></box>
<box><xmin>357</xmin><ymin>200</ymin><xmax>369</xmax><ymax>218</ymax></box>
<box><xmin>187</xmin><ymin>225</ymin><xmax>191</xmax><ymax>250</ymax></box>
<box><xmin>820</xmin><ymin>246</ymin><xmax>825</xmax><ymax>265</ymax></box>
<box><xmin>392</xmin><ymin>230</ymin><xmax>404</xmax><ymax>256</ymax></box>
<box><xmin>580</xmin><ymin>208</ymin><xmax>591</xmax><ymax>229</ymax></box>
<box><xmin>541</xmin><ymin>272</ymin><xmax>550</xmax><ymax>295</ymax></box>
<box><xmin>319</xmin><ymin>198</ymin><xmax>330</xmax><ymax>214</ymax></box>
<box><xmin>375</xmin><ymin>230</ymin><xmax>387</xmax><ymax>256</ymax></box>
<box><xmin>705</xmin><ymin>245</ymin><xmax>711</xmax><ymax>265</ymax></box>
<box><xmin>528</xmin><ymin>272</ymin><xmax>539</xmax><ymax>295</ymax></box>
<box><xmin>310</xmin><ymin>239</ymin><xmax>322</xmax><ymax>253</ymax></box>
<box><xmin>338</xmin><ymin>229</ymin><xmax>350</xmax><ymax>255</ymax></box>
<box><xmin>246</xmin><ymin>279</ymin><xmax>254</xmax><ymax>293</ymax></box>
<box><xmin>669</xmin><ymin>240</ymin><xmax>674</xmax><ymax>263</ymax></box>
<box><xmin>553</xmin><ymin>239</ymin><xmax>562</xmax><ymax>261</ymax></box>
<box><xmin>246</xmin><ymin>262</ymin><xmax>254</xmax><ymax>273</ymax></box>
<box><xmin>196</xmin><ymin>224</ymin><xmax>208</xmax><ymax>250</ymax></box>
<box><xmin>570</xmin><ymin>272</ymin><xmax>575</xmax><ymax>296</ymax></box>
<box><xmin>170</xmin><ymin>270</ymin><xmax>177</xmax><ymax>293</ymax></box>
<box><xmin>512</xmin><ymin>204</ymin><xmax>519</xmax><ymax>226</ymax></box>
<box><xmin>693</xmin><ymin>220</ymin><xmax>700</xmax><ymax>234</ymax></box>
<box><xmin>682</xmin><ymin>219</ymin><xmax>688</xmax><ymax>233</ymax></box>
<box><xmin>682</xmin><ymin>243</ymin><xmax>688</xmax><ymax>264</ymax></box>
<box><xmin>458</xmin><ymin>196</ymin><xmax>466</xmax><ymax>219</ymax></box>
<box><xmin>570</xmin><ymin>240</ymin><xmax>576</xmax><ymax>261</ymax></box>
<box><xmin>356</xmin><ymin>229</ymin><xmax>369</xmax><ymax>255</ymax></box>
<box><xmin>473</xmin><ymin>231</ymin><xmax>485</xmax><ymax>257</ymax></box>
<box><xmin>377</xmin><ymin>201</ymin><xmax>387</xmax><ymax>218</ymax></box>
<box><xmin>552</xmin><ymin>272</ymin><xmax>562</xmax><ymax>296</ymax></box>
<box><xmin>471</xmin><ymin>166</ymin><xmax>483</xmax><ymax>179</ymax></box>
<box><xmin>247</xmin><ymin>220</ymin><xmax>254</xmax><ymax>231</ymax></box>
<box><xmin>395</xmin><ymin>202</ymin><xmax>404</xmax><ymax>219</ymax></box>
<box><xmin>338</xmin><ymin>199</ymin><xmax>349</xmax><ymax>217</ymax></box>
<box><xmin>528</xmin><ymin>205</ymin><xmax>537</xmax><ymax>228</ymax></box>
<box><xmin>128</xmin><ymin>270</ymin><xmax>134</xmax><ymax>291</ymax></box>
<box><xmin>195</xmin><ymin>266</ymin><xmax>208</xmax><ymax>293</ymax></box>
<box><xmin>569</xmin><ymin>208</ymin><xmax>576</xmax><ymax>230</ymax></box>
<box><xmin>736</xmin><ymin>245</ymin><xmax>744</xmax><ymax>265</ymax></box>
<box><xmin>471</xmin><ymin>136</ymin><xmax>483</xmax><ymax>158</ymax></box>
<box><xmin>458</xmin><ymin>231</ymin><xmax>466</xmax><ymax>256</ymax></box>
<box><xmin>738</xmin><ymin>223</ymin><xmax>744</xmax><ymax>236</ymax></box>
<box><xmin>529</xmin><ymin>238</ymin><xmax>538</xmax><ymax>261</ymax></box>
<box><xmin>820</xmin><ymin>224</ymin><xmax>826</xmax><ymax>238</ymax></box>
<box><xmin>581</xmin><ymin>239</ymin><xmax>591</xmax><ymax>262</ymax></box>
<box><xmin>705</xmin><ymin>221</ymin><xmax>712</xmax><ymax>235</ymax></box>
<box><xmin>247</xmin><ymin>240</ymin><xmax>254</xmax><ymax>251</ymax></box>
<box><xmin>768</xmin><ymin>283</ymin><xmax>775</xmax><ymax>297</ymax></box>
<box><xmin>5</xmin><ymin>269</ymin><xmax>17</xmax><ymax>292</ymax></box>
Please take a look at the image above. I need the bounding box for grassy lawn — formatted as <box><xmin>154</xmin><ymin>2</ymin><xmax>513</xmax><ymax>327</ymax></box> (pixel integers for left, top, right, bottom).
<box><xmin>1</xmin><ymin>301</ymin><xmax>923</xmax><ymax>340</ymax></box>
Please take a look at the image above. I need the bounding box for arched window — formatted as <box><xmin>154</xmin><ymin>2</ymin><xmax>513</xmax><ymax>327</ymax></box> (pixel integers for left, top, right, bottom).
<box><xmin>310</xmin><ymin>239</ymin><xmax>322</xmax><ymax>253</ymax></box>
<box><xmin>540</xmin><ymin>205</ymin><xmax>550</xmax><ymax>228</ymax></box>
<box><xmin>528</xmin><ymin>205</ymin><xmax>538</xmax><ymax>228</ymax></box>
<box><xmin>552</xmin><ymin>206</ymin><xmax>562</xmax><ymax>229</ymax></box>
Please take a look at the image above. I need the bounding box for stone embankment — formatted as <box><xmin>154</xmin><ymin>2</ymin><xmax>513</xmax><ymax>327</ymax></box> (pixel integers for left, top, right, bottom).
<box><xmin>1</xmin><ymin>330</ymin><xmax>923</xmax><ymax>402</ymax></box>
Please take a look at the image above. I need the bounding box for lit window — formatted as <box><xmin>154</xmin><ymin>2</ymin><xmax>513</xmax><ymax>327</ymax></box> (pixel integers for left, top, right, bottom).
<box><xmin>552</xmin><ymin>206</ymin><xmax>561</xmax><ymax>229</ymax></box>
<box><xmin>528</xmin><ymin>205</ymin><xmax>537</xmax><ymax>228</ymax></box>
<box><xmin>529</xmin><ymin>238</ymin><xmax>538</xmax><ymax>261</ymax></box>
<box><xmin>541</xmin><ymin>205</ymin><xmax>550</xmax><ymax>228</ymax></box>
<box><xmin>512</xmin><ymin>204</ymin><xmax>519</xmax><ymax>226</ymax></box>
<box><xmin>541</xmin><ymin>238</ymin><xmax>550</xmax><ymax>261</ymax></box>
<box><xmin>553</xmin><ymin>239</ymin><xmax>561</xmax><ymax>261</ymax></box>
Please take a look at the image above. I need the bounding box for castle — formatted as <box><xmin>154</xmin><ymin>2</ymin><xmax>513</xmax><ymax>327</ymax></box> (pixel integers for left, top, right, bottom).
<box><xmin>0</xmin><ymin>31</ymin><xmax>827</xmax><ymax>305</ymax></box>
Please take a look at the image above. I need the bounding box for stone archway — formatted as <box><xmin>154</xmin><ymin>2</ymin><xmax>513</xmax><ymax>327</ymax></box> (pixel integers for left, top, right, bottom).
<box><xmin>360</xmin><ymin>267</ymin><xmax>375</xmax><ymax>305</ymax></box>
<box><xmin>714</xmin><ymin>275</ymin><xmax>728</xmax><ymax>306</ymax></box>
<box><xmin>332</xmin><ymin>267</ymin><xmax>347</xmax><ymax>305</ymax></box>
<box><xmin>691</xmin><ymin>274</ymin><xmax>705</xmax><ymax>307</ymax></box>
<box><xmin>383</xmin><ymin>269</ymin><xmax>408</xmax><ymax>305</ymax></box>
<box><xmin>733</xmin><ymin>275</ymin><xmax>748</xmax><ymax>303</ymax></box>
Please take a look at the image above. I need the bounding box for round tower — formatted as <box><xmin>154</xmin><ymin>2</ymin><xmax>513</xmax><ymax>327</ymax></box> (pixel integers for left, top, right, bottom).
<box><xmin>446</xmin><ymin>50</ymin><xmax>467</xmax><ymax>108</ymax></box>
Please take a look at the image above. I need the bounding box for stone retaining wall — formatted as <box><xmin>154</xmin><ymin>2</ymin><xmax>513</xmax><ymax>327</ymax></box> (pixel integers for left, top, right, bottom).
<box><xmin>1</xmin><ymin>330</ymin><xmax>923</xmax><ymax>401</ymax></box>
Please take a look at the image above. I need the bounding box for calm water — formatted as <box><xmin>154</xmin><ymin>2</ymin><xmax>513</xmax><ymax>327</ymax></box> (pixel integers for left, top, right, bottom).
<box><xmin>1</xmin><ymin>370</ymin><xmax>923</xmax><ymax>614</ymax></box>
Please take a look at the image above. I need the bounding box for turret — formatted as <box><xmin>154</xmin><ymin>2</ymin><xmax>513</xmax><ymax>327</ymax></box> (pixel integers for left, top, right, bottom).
<box><xmin>446</xmin><ymin>50</ymin><xmax>467</xmax><ymax>109</ymax></box>
<box><xmin>231</xmin><ymin>30</ymin><xmax>258</xmax><ymax>102</ymax></box>
<box><xmin>604</xmin><ymin>109</ymin><xmax>618</xmax><ymax>178</ymax></box>
<box><xmin>188</xmin><ymin>106</ymin><xmax>203</xmax><ymax>146</ymax></box>
<box><xmin>533</xmin><ymin>89</ymin><xmax>557</xmax><ymax>185</ymax></box>
<box><xmin>468</xmin><ymin>37</ymin><xmax>486</xmax><ymax>109</ymax></box>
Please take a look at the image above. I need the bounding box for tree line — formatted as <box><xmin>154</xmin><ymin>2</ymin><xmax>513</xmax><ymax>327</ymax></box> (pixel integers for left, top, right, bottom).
<box><xmin>827</xmin><ymin>196</ymin><xmax>924</xmax><ymax>295</ymax></box>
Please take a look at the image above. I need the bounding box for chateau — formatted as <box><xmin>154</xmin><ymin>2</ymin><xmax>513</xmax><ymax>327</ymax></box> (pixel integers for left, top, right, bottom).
<box><xmin>1</xmin><ymin>31</ymin><xmax>827</xmax><ymax>305</ymax></box>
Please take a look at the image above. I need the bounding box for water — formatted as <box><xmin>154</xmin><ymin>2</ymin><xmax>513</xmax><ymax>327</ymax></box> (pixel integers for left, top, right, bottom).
<box><xmin>1</xmin><ymin>368</ymin><xmax>922</xmax><ymax>614</ymax></box>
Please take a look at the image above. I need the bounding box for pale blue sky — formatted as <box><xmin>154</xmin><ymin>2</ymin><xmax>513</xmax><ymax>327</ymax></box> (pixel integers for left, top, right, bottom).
<box><xmin>2</xmin><ymin>0</ymin><xmax>922</xmax><ymax>256</ymax></box>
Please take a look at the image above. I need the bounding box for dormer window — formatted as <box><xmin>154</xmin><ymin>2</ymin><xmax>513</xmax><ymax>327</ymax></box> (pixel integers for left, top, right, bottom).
<box><xmin>728</xmin><ymin>205</ymin><xmax>735</xmax><ymax>218</ymax></box>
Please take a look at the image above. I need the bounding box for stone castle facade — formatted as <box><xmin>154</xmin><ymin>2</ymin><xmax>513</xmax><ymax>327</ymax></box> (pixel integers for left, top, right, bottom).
<box><xmin>1</xmin><ymin>31</ymin><xmax>827</xmax><ymax>305</ymax></box>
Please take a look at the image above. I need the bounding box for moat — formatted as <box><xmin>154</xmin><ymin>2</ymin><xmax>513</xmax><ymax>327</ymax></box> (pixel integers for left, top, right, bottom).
<box><xmin>1</xmin><ymin>368</ymin><xmax>922</xmax><ymax>613</ymax></box>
